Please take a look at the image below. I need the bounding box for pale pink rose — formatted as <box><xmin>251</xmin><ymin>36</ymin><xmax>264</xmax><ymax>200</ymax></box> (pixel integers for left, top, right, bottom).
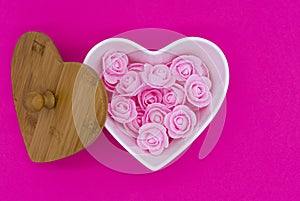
<box><xmin>143</xmin><ymin>103</ymin><xmax>171</xmax><ymax>124</ymax></box>
<box><xmin>103</xmin><ymin>51</ymin><xmax>128</xmax><ymax>84</ymax></box>
<box><xmin>185</xmin><ymin>74</ymin><xmax>212</xmax><ymax>108</ymax></box>
<box><xmin>137</xmin><ymin>123</ymin><xmax>169</xmax><ymax>155</ymax></box>
<box><xmin>170</xmin><ymin>55</ymin><xmax>209</xmax><ymax>82</ymax></box>
<box><xmin>108</xmin><ymin>96</ymin><xmax>137</xmax><ymax>123</ymax></box>
<box><xmin>123</xmin><ymin>106</ymin><xmax>144</xmax><ymax>138</ymax></box>
<box><xmin>141</xmin><ymin>64</ymin><xmax>175</xmax><ymax>88</ymax></box>
<box><xmin>128</xmin><ymin>63</ymin><xmax>144</xmax><ymax>72</ymax></box>
<box><xmin>162</xmin><ymin>84</ymin><xmax>185</xmax><ymax>109</ymax></box>
<box><xmin>116</xmin><ymin>71</ymin><xmax>143</xmax><ymax>96</ymax></box>
<box><xmin>164</xmin><ymin>105</ymin><xmax>197</xmax><ymax>139</ymax></box>
<box><xmin>137</xmin><ymin>86</ymin><xmax>163</xmax><ymax>110</ymax></box>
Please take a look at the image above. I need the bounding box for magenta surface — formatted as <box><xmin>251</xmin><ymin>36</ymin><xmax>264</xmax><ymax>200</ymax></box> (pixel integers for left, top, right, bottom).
<box><xmin>1</xmin><ymin>0</ymin><xmax>299</xmax><ymax>200</ymax></box>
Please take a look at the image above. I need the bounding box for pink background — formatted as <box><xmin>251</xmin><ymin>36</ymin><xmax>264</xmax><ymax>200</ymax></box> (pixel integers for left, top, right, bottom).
<box><xmin>1</xmin><ymin>0</ymin><xmax>299</xmax><ymax>200</ymax></box>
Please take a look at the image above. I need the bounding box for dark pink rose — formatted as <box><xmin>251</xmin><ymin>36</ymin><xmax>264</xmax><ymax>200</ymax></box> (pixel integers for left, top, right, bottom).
<box><xmin>137</xmin><ymin>123</ymin><xmax>169</xmax><ymax>155</ymax></box>
<box><xmin>123</xmin><ymin>106</ymin><xmax>144</xmax><ymax>138</ymax></box>
<box><xmin>116</xmin><ymin>71</ymin><xmax>143</xmax><ymax>96</ymax></box>
<box><xmin>143</xmin><ymin>103</ymin><xmax>171</xmax><ymax>124</ymax></box>
<box><xmin>170</xmin><ymin>55</ymin><xmax>209</xmax><ymax>82</ymax></box>
<box><xmin>137</xmin><ymin>86</ymin><xmax>163</xmax><ymax>110</ymax></box>
<box><xmin>185</xmin><ymin>74</ymin><xmax>212</xmax><ymax>108</ymax></box>
<box><xmin>108</xmin><ymin>96</ymin><xmax>137</xmax><ymax>123</ymax></box>
<box><xmin>162</xmin><ymin>84</ymin><xmax>185</xmax><ymax>109</ymax></box>
<box><xmin>103</xmin><ymin>51</ymin><xmax>128</xmax><ymax>85</ymax></box>
<box><xmin>141</xmin><ymin>64</ymin><xmax>175</xmax><ymax>88</ymax></box>
<box><xmin>164</xmin><ymin>105</ymin><xmax>197</xmax><ymax>139</ymax></box>
<box><xmin>128</xmin><ymin>63</ymin><xmax>144</xmax><ymax>72</ymax></box>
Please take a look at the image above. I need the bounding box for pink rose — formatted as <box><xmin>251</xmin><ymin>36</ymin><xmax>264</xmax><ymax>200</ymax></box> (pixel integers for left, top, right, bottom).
<box><xmin>164</xmin><ymin>105</ymin><xmax>197</xmax><ymax>139</ymax></box>
<box><xmin>137</xmin><ymin>86</ymin><xmax>163</xmax><ymax>110</ymax></box>
<box><xmin>123</xmin><ymin>106</ymin><xmax>144</xmax><ymax>138</ymax></box>
<box><xmin>185</xmin><ymin>74</ymin><xmax>212</xmax><ymax>108</ymax></box>
<box><xmin>103</xmin><ymin>51</ymin><xmax>128</xmax><ymax>85</ymax></box>
<box><xmin>143</xmin><ymin>103</ymin><xmax>171</xmax><ymax>124</ymax></box>
<box><xmin>116</xmin><ymin>71</ymin><xmax>143</xmax><ymax>96</ymax></box>
<box><xmin>162</xmin><ymin>84</ymin><xmax>185</xmax><ymax>109</ymax></box>
<box><xmin>170</xmin><ymin>55</ymin><xmax>209</xmax><ymax>82</ymax></box>
<box><xmin>137</xmin><ymin>123</ymin><xmax>169</xmax><ymax>155</ymax></box>
<box><xmin>128</xmin><ymin>63</ymin><xmax>144</xmax><ymax>72</ymax></box>
<box><xmin>108</xmin><ymin>96</ymin><xmax>137</xmax><ymax>123</ymax></box>
<box><xmin>141</xmin><ymin>64</ymin><xmax>175</xmax><ymax>88</ymax></box>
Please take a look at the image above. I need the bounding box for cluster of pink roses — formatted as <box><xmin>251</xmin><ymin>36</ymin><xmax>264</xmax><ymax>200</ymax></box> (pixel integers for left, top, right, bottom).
<box><xmin>102</xmin><ymin>51</ymin><xmax>212</xmax><ymax>155</ymax></box>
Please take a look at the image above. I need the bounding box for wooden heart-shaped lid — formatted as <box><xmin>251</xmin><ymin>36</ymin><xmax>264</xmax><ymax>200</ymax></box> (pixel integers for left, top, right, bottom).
<box><xmin>12</xmin><ymin>32</ymin><xmax>108</xmax><ymax>162</ymax></box>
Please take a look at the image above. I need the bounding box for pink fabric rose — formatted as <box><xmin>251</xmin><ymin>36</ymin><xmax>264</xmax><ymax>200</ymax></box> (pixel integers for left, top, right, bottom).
<box><xmin>170</xmin><ymin>55</ymin><xmax>209</xmax><ymax>82</ymax></box>
<box><xmin>103</xmin><ymin>51</ymin><xmax>128</xmax><ymax>85</ymax></box>
<box><xmin>128</xmin><ymin>63</ymin><xmax>144</xmax><ymax>72</ymax></box>
<box><xmin>137</xmin><ymin>123</ymin><xmax>169</xmax><ymax>155</ymax></box>
<box><xmin>185</xmin><ymin>74</ymin><xmax>212</xmax><ymax>108</ymax></box>
<box><xmin>143</xmin><ymin>103</ymin><xmax>171</xmax><ymax>124</ymax></box>
<box><xmin>137</xmin><ymin>86</ymin><xmax>163</xmax><ymax>110</ymax></box>
<box><xmin>116</xmin><ymin>71</ymin><xmax>143</xmax><ymax>96</ymax></box>
<box><xmin>162</xmin><ymin>84</ymin><xmax>185</xmax><ymax>109</ymax></box>
<box><xmin>164</xmin><ymin>105</ymin><xmax>197</xmax><ymax>139</ymax></box>
<box><xmin>141</xmin><ymin>64</ymin><xmax>175</xmax><ymax>88</ymax></box>
<box><xmin>123</xmin><ymin>106</ymin><xmax>144</xmax><ymax>138</ymax></box>
<box><xmin>108</xmin><ymin>96</ymin><xmax>137</xmax><ymax>123</ymax></box>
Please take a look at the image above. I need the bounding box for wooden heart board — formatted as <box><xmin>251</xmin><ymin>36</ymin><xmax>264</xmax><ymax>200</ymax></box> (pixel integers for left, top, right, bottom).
<box><xmin>12</xmin><ymin>32</ymin><xmax>108</xmax><ymax>162</ymax></box>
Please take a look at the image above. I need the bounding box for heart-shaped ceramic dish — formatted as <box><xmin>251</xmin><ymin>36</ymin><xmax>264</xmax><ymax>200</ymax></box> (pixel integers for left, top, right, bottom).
<box><xmin>84</xmin><ymin>37</ymin><xmax>229</xmax><ymax>171</ymax></box>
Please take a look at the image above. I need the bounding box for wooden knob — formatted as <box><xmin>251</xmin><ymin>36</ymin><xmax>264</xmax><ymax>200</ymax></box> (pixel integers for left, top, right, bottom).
<box><xmin>23</xmin><ymin>91</ymin><xmax>56</xmax><ymax>112</ymax></box>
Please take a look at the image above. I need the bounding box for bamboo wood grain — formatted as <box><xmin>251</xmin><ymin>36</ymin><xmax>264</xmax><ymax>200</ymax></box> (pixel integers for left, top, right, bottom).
<box><xmin>12</xmin><ymin>32</ymin><xmax>108</xmax><ymax>162</ymax></box>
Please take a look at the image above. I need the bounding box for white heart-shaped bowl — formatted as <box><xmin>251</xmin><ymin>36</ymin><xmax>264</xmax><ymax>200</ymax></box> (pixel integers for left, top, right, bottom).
<box><xmin>84</xmin><ymin>37</ymin><xmax>229</xmax><ymax>171</ymax></box>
